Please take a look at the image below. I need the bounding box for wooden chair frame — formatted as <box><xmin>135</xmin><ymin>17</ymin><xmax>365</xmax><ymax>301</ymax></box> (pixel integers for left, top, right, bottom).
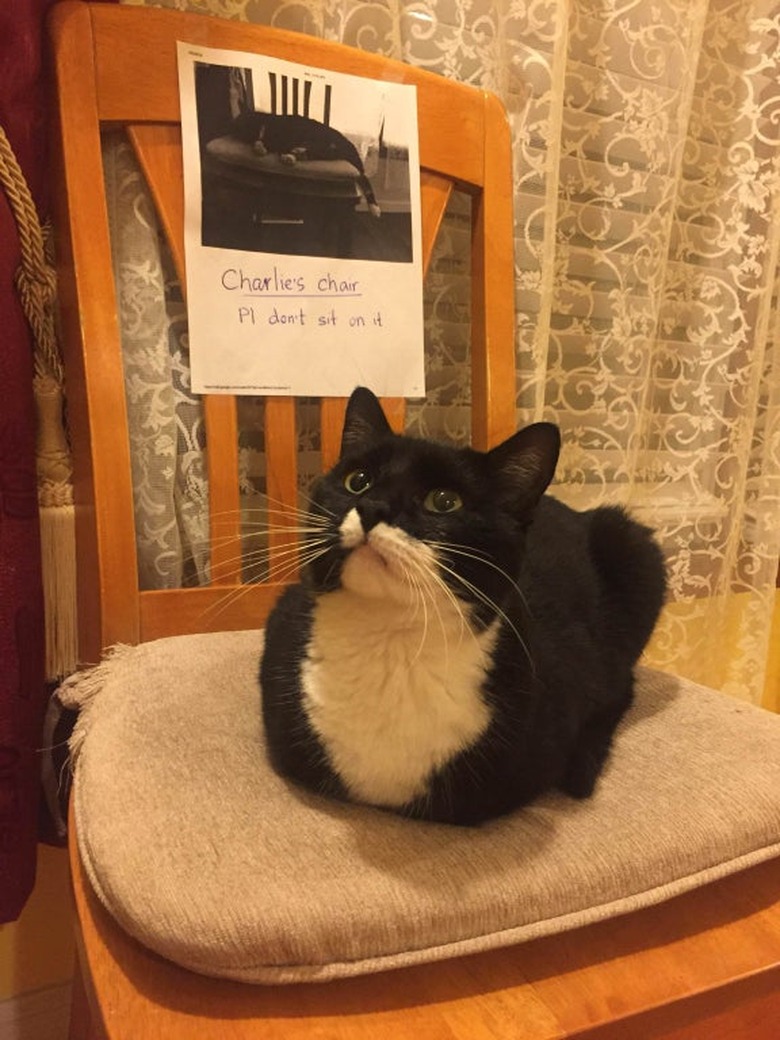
<box><xmin>49</xmin><ymin>3</ymin><xmax>780</xmax><ymax>1038</ymax></box>
<box><xmin>50</xmin><ymin>0</ymin><xmax>517</xmax><ymax>664</ymax></box>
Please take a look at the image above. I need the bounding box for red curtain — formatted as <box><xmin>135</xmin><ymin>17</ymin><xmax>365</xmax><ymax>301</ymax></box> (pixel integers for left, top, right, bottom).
<box><xmin>0</xmin><ymin>0</ymin><xmax>56</xmax><ymax>923</ymax></box>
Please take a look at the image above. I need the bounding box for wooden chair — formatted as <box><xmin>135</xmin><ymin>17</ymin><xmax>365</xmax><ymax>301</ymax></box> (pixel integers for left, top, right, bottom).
<box><xmin>48</xmin><ymin>3</ymin><xmax>780</xmax><ymax>1038</ymax></box>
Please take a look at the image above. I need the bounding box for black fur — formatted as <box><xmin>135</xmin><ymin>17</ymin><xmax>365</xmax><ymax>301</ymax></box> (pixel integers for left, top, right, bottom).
<box><xmin>231</xmin><ymin>111</ymin><xmax>380</xmax><ymax>211</ymax></box>
<box><xmin>260</xmin><ymin>387</ymin><xmax>667</xmax><ymax>825</ymax></box>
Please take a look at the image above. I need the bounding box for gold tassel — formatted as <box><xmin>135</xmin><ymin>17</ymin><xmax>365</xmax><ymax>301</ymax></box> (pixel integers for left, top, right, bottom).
<box><xmin>1</xmin><ymin>125</ymin><xmax>79</xmax><ymax>679</ymax></box>
<box><xmin>35</xmin><ymin>374</ymin><xmax>78</xmax><ymax>679</ymax></box>
<box><xmin>38</xmin><ymin>503</ymin><xmax>78</xmax><ymax>680</ymax></box>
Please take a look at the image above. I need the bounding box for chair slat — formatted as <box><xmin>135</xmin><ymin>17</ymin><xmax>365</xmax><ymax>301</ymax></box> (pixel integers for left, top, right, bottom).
<box><xmin>139</xmin><ymin>583</ymin><xmax>282</xmax><ymax>639</ymax></box>
<box><xmin>470</xmin><ymin>94</ymin><xmax>517</xmax><ymax>451</ymax></box>
<box><xmin>320</xmin><ymin>399</ymin><xmax>347</xmax><ymax>473</ymax></box>
<box><xmin>127</xmin><ymin>124</ymin><xmax>185</xmax><ymax>286</ymax></box>
<box><xmin>203</xmin><ymin>396</ymin><xmax>242</xmax><ymax>585</ymax></box>
<box><xmin>264</xmin><ymin>398</ymin><xmax>299</xmax><ymax>579</ymax></box>
<box><xmin>381</xmin><ymin>399</ymin><xmax>406</xmax><ymax>434</ymax></box>
<box><xmin>420</xmin><ymin>170</ymin><xmax>453</xmax><ymax>276</ymax></box>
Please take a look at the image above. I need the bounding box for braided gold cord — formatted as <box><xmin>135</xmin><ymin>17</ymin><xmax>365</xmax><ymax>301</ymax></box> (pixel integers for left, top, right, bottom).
<box><xmin>0</xmin><ymin>124</ymin><xmax>63</xmax><ymax>385</ymax></box>
<box><xmin>1</xmin><ymin>123</ymin><xmax>78</xmax><ymax>678</ymax></box>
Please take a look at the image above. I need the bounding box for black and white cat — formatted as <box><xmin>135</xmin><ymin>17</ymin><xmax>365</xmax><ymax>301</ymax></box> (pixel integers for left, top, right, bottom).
<box><xmin>231</xmin><ymin>111</ymin><xmax>381</xmax><ymax>217</ymax></box>
<box><xmin>260</xmin><ymin>388</ymin><xmax>666</xmax><ymax>825</ymax></box>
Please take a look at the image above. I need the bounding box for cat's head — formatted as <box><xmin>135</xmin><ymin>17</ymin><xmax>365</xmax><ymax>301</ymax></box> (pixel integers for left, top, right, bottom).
<box><xmin>306</xmin><ymin>388</ymin><xmax>560</xmax><ymax>623</ymax></box>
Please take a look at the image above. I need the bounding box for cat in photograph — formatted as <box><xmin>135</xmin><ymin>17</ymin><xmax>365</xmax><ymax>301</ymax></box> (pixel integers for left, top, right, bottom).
<box><xmin>260</xmin><ymin>388</ymin><xmax>667</xmax><ymax>825</ymax></box>
<box><xmin>231</xmin><ymin>111</ymin><xmax>381</xmax><ymax>217</ymax></box>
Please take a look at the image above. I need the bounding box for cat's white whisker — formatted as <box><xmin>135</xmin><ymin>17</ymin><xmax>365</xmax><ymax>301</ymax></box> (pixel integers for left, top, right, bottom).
<box><xmin>196</xmin><ymin>583</ymin><xmax>256</xmax><ymax>625</ymax></box>
<box><xmin>198</xmin><ymin>542</ymin><xmax>333</xmax><ymax>623</ymax></box>
<box><xmin>208</xmin><ymin>537</ymin><xmax>332</xmax><ymax>585</ymax></box>
<box><xmin>434</xmin><ymin>559</ymin><xmax>535</xmax><ymax>673</ymax></box>
<box><xmin>209</xmin><ymin>537</ymin><xmax>321</xmax><ymax>573</ymax></box>
<box><xmin>412</xmin><ymin>557</ymin><xmax>454</xmax><ymax>665</ymax></box>
<box><xmin>239</xmin><ymin>524</ymin><xmax>333</xmax><ymax>537</ymax></box>
<box><xmin>255</xmin><ymin>543</ymin><xmax>333</xmax><ymax>586</ymax></box>
<box><xmin>399</xmin><ymin>560</ymin><xmax>430</xmax><ymax>665</ymax></box>
<box><xmin>264</xmin><ymin>486</ymin><xmax>339</xmax><ymax>521</ymax></box>
<box><xmin>267</xmin><ymin>551</ymin><xmax>331</xmax><ymax>585</ymax></box>
<box><xmin>209</xmin><ymin>491</ymin><xmax>336</xmax><ymax>530</ymax></box>
<box><xmin>401</xmin><ymin>547</ymin><xmax>482</xmax><ymax>677</ymax></box>
<box><xmin>428</xmin><ymin>540</ymin><xmax>532</xmax><ymax>616</ymax></box>
<box><xmin>210</xmin><ymin>499</ymin><xmax>331</xmax><ymax>525</ymax></box>
<box><xmin>408</xmin><ymin>549</ymin><xmax>473</xmax><ymax>656</ymax></box>
<box><xmin>180</xmin><ymin>519</ymin><xmax>330</xmax><ymax>568</ymax></box>
<box><xmin>243</xmin><ymin>535</ymin><xmax>332</xmax><ymax>559</ymax></box>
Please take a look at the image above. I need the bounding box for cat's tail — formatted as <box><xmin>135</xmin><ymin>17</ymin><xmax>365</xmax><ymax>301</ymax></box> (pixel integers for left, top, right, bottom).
<box><xmin>589</xmin><ymin>506</ymin><xmax>667</xmax><ymax>664</ymax></box>
<box><xmin>342</xmin><ymin>139</ymin><xmax>381</xmax><ymax>217</ymax></box>
<box><xmin>358</xmin><ymin>175</ymin><xmax>381</xmax><ymax>218</ymax></box>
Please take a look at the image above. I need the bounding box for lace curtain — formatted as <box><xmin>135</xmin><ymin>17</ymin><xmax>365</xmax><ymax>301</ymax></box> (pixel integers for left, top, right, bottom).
<box><xmin>113</xmin><ymin>0</ymin><xmax>780</xmax><ymax>704</ymax></box>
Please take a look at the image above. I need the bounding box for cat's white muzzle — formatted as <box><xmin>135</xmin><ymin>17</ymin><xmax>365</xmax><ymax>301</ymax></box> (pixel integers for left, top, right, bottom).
<box><xmin>339</xmin><ymin>508</ymin><xmax>429</xmax><ymax>604</ymax></box>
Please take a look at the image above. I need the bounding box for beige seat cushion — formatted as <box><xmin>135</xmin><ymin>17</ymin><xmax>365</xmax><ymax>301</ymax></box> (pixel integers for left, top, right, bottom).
<box><xmin>62</xmin><ymin>630</ymin><xmax>780</xmax><ymax>984</ymax></box>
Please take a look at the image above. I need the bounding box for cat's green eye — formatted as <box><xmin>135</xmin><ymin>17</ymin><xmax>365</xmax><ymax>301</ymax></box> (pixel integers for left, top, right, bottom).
<box><xmin>424</xmin><ymin>489</ymin><xmax>463</xmax><ymax>514</ymax></box>
<box><xmin>344</xmin><ymin>469</ymin><xmax>373</xmax><ymax>495</ymax></box>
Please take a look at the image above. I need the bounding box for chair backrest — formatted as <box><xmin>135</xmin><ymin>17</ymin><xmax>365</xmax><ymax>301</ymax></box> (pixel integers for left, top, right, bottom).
<box><xmin>49</xmin><ymin>0</ymin><xmax>517</xmax><ymax>663</ymax></box>
<box><xmin>268</xmin><ymin>71</ymin><xmax>331</xmax><ymax>123</ymax></box>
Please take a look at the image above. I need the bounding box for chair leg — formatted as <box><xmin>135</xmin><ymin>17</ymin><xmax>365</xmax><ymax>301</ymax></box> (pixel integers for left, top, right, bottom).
<box><xmin>68</xmin><ymin>957</ymin><xmax>106</xmax><ymax>1040</ymax></box>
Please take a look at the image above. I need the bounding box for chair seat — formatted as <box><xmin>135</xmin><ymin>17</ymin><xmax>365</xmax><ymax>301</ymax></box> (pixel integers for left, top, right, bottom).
<box><xmin>61</xmin><ymin>629</ymin><xmax>780</xmax><ymax>986</ymax></box>
<box><xmin>205</xmin><ymin>136</ymin><xmax>362</xmax><ymax>198</ymax></box>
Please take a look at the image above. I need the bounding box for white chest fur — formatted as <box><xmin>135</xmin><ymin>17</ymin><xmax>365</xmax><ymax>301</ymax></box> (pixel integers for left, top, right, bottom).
<box><xmin>301</xmin><ymin>590</ymin><xmax>496</xmax><ymax>807</ymax></box>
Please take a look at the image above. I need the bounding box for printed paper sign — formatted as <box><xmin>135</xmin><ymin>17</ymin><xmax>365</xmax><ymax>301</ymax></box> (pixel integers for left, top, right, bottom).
<box><xmin>177</xmin><ymin>42</ymin><xmax>425</xmax><ymax>396</ymax></box>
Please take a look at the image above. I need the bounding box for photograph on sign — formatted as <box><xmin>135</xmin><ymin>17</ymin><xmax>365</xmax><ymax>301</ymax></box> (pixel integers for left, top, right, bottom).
<box><xmin>178</xmin><ymin>42</ymin><xmax>425</xmax><ymax>397</ymax></box>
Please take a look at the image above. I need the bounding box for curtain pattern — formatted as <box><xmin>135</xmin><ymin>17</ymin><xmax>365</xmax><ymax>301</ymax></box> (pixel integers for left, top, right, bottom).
<box><xmin>113</xmin><ymin>0</ymin><xmax>780</xmax><ymax>703</ymax></box>
<box><xmin>104</xmin><ymin>133</ymin><xmax>210</xmax><ymax>588</ymax></box>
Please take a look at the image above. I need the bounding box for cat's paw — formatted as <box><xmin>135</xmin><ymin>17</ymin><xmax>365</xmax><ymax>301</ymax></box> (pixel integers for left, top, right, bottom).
<box><xmin>252</xmin><ymin>139</ymin><xmax>268</xmax><ymax>157</ymax></box>
<box><xmin>280</xmin><ymin>152</ymin><xmax>297</xmax><ymax>166</ymax></box>
<box><xmin>368</xmin><ymin>203</ymin><xmax>382</xmax><ymax>219</ymax></box>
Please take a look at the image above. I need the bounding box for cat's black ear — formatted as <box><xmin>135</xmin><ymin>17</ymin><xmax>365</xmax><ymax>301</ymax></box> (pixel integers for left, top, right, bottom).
<box><xmin>487</xmin><ymin>422</ymin><xmax>560</xmax><ymax>514</ymax></box>
<box><xmin>340</xmin><ymin>387</ymin><xmax>393</xmax><ymax>457</ymax></box>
